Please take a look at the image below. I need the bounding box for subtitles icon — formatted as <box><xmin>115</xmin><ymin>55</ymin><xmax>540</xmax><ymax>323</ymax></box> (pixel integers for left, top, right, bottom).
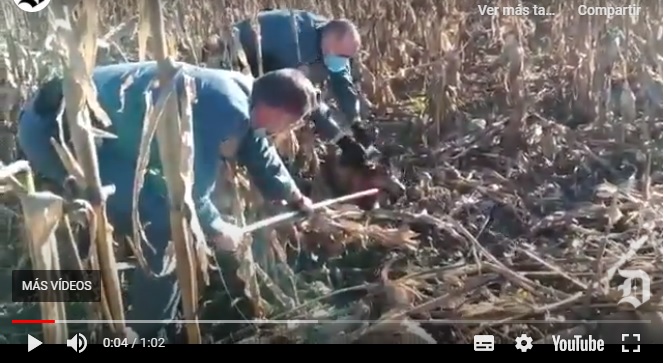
<box><xmin>474</xmin><ymin>335</ymin><xmax>495</xmax><ymax>351</ymax></box>
<box><xmin>66</xmin><ymin>333</ymin><xmax>87</xmax><ymax>353</ymax></box>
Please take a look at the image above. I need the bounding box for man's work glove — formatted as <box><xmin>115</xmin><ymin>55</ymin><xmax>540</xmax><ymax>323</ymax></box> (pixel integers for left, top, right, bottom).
<box><xmin>350</xmin><ymin>120</ymin><xmax>377</xmax><ymax>148</ymax></box>
<box><xmin>337</xmin><ymin>135</ymin><xmax>368</xmax><ymax>168</ymax></box>
<box><xmin>212</xmin><ymin>224</ymin><xmax>245</xmax><ymax>252</ymax></box>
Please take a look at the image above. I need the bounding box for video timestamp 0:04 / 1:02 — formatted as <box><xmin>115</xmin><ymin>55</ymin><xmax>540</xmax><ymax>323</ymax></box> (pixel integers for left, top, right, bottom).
<box><xmin>102</xmin><ymin>337</ymin><xmax>166</xmax><ymax>348</ymax></box>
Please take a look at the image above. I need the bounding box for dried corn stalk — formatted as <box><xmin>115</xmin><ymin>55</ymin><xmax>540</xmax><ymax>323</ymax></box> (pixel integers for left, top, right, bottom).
<box><xmin>218</xmin><ymin>164</ymin><xmax>264</xmax><ymax>316</ymax></box>
<box><xmin>0</xmin><ymin>161</ymin><xmax>67</xmax><ymax>343</ymax></box>
<box><xmin>49</xmin><ymin>0</ymin><xmax>125</xmax><ymax>335</ymax></box>
<box><xmin>143</xmin><ymin>0</ymin><xmax>203</xmax><ymax>344</ymax></box>
<box><xmin>0</xmin><ymin>56</ymin><xmax>19</xmax><ymax>163</ymax></box>
<box><xmin>499</xmin><ymin>31</ymin><xmax>525</xmax><ymax>153</ymax></box>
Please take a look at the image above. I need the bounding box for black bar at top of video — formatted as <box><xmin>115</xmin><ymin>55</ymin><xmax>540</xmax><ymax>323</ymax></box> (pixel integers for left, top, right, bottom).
<box><xmin>14</xmin><ymin>344</ymin><xmax>663</xmax><ymax>363</ymax></box>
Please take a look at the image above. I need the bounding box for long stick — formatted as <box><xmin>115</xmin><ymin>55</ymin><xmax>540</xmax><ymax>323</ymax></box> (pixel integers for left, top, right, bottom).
<box><xmin>240</xmin><ymin>188</ymin><xmax>379</xmax><ymax>234</ymax></box>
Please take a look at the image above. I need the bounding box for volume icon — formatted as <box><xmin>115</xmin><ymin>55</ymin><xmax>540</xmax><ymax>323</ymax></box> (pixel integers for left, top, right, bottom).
<box><xmin>66</xmin><ymin>333</ymin><xmax>87</xmax><ymax>353</ymax></box>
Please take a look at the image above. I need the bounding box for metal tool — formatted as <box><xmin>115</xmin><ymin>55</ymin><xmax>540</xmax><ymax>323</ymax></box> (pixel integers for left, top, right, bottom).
<box><xmin>240</xmin><ymin>188</ymin><xmax>379</xmax><ymax>235</ymax></box>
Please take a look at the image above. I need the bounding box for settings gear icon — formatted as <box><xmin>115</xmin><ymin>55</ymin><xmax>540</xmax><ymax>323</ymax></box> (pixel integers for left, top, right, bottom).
<box><xmin>515</xmin><ymin>334</ymin><xmax>533</xmax><ymax>352</ymax></box>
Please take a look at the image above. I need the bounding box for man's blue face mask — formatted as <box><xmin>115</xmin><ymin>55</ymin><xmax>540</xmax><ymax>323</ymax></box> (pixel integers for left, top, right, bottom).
<box><xmin>323</xmin><ymin>55</ymin><xmax>349</xmax><ymax>73</ymax></box>
<box><xmin>254</xmin><ymin>127</ymin><xmax>268</xmax><ymax>138</ymax></box>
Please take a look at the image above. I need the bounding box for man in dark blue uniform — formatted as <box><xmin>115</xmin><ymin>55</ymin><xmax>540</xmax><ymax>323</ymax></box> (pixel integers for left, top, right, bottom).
<box><xmin>18</xmin><ymin>63</ymin><xmax>318</xmax><ymax>339</ymax></box>
<box><xmin>205</xmin><ymin>9</ymin><xmax>374</xmax><ymax>169</ymax></box>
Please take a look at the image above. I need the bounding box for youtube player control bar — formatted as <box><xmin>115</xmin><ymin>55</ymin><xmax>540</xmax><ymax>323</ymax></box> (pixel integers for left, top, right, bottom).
<box><xmin>26</xmin><ymin>333</ymin><xmax>88</xmax><ymax>353</ymax></box>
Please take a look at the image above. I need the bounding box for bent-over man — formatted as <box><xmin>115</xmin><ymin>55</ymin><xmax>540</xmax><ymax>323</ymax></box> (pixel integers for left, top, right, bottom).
<box><xmin>205</xmin><ymin>9</ymin><xmax>373</xmax><ymax>168</ymax></box>
<box><xmin>18</xmin><ymin>62</ymin><xmax>318</xmax><ymax>339</ymax></box>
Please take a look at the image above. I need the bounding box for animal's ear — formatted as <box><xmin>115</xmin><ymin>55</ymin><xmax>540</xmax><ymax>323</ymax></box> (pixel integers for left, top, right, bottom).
<box><xmin>313</xmin><ymin>87</ymin><xmax>322</xmax><ymax>105</ymax></box>
<box><xmin>351</xmin><ymin>122</ymin><xmax>377</xmax><ymax>148</ymax></box>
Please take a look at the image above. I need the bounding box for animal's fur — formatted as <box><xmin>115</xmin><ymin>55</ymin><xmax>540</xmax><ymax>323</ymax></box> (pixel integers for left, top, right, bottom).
<box><xmin>320</xmin><ymin>145</ymin><xmax>404</xmax><ymax>210</ymax></box>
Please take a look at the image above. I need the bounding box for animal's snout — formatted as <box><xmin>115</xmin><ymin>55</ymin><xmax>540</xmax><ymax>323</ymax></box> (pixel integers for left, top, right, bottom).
<box><xmin>348</xmin><ymin>165</ymin><xmax>405</xmax><ymax>209</ymax></box>
<box><xmin>383</xmin><ymin>175</ymin><xmax>405</xmax><ymax>202</ymax></box>
<box><xmin>349</xmin><ymin>171</ymin><xmax>381</xmax><ymax>210</ymax></box>
<box><xmin>323</xmin><ymin>146</ymin><xmax>405</xmax><ymax>211</ymax></box>
<box><xmin>367</xmin><ymin>156</ymin><xmax>405</xmax><ymax>201</ymax></box>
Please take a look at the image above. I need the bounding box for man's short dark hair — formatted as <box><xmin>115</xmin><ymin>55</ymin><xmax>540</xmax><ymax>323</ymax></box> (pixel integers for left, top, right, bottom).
<box><xmin>321</xmin><ymin>19</ymin><xmax>357</xmax><ymax>39</ymax></box>
<box><xmin>33</xmin><ymin>76</ymin><xmax>64</xmax><ymax>117</ymax></box>
<box><xmin>250</xmin><ymin>68</ymin><xmax>320</xmax><ymax>117</ymax></box>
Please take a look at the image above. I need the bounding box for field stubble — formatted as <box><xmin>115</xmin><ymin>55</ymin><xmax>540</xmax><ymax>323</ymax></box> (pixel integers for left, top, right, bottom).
<box><xmin>0</xmin><ymin>0</ymin><xmax>662</xmax><ymax>344</ymax></box>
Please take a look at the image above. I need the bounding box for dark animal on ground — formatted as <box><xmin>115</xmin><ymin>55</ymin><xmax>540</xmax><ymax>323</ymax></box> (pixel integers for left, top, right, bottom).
<box><xmin>318</xmin><ymin>145</ymin><xmax>405</xmax><ymax>210</ymax></box>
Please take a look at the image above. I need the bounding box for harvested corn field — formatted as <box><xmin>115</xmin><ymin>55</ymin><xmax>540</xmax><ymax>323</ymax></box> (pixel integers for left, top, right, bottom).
<box><xmin>0</xmin><ymin>0</ymin><xmax>662</xmax><ymax>346</ymax></box>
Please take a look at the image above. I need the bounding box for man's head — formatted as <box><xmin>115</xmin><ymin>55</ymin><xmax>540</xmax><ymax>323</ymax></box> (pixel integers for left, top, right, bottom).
<box><xmin>33</xmin><ymin>76</ymin><xmax>64</xmax><ymax>117</ymax></box>
<box><xmin>250</xmin><ymin>68</ymin><xmax>320</xmax><ymax>135</ymax></box>
<box><xmin>320</xmin><ymin>19</ymin><xmax>361</xmax><ymax>73</ymax></box>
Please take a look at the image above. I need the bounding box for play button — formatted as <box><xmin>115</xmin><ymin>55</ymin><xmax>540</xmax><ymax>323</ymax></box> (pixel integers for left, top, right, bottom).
<box><xmin>28</xmin><ymin>335</ymin><xmax>42</xmax><ymax>352</ymax></box>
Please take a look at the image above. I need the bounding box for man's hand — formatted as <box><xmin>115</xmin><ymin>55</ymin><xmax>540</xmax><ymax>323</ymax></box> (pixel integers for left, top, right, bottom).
<box><xmin>337</xmin><ymin>135</ymin><xmax>368</xmax><ymax>168</ymax></box>
<box><xmin>289</xmin><ymin>194</ymin><xmax>315</xmax><ymax>216</ymax></box>
<box><xmin>212</xmin><ymin>224</ymin><xmax>245</xmax><ymax>252</ymax></box>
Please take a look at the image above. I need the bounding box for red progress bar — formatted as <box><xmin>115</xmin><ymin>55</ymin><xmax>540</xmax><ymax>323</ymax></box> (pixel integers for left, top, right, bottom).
<box><xmin>12</xmin><ymin>320</ymin><xmax>56</xmax><ymax>324</ymax></box>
